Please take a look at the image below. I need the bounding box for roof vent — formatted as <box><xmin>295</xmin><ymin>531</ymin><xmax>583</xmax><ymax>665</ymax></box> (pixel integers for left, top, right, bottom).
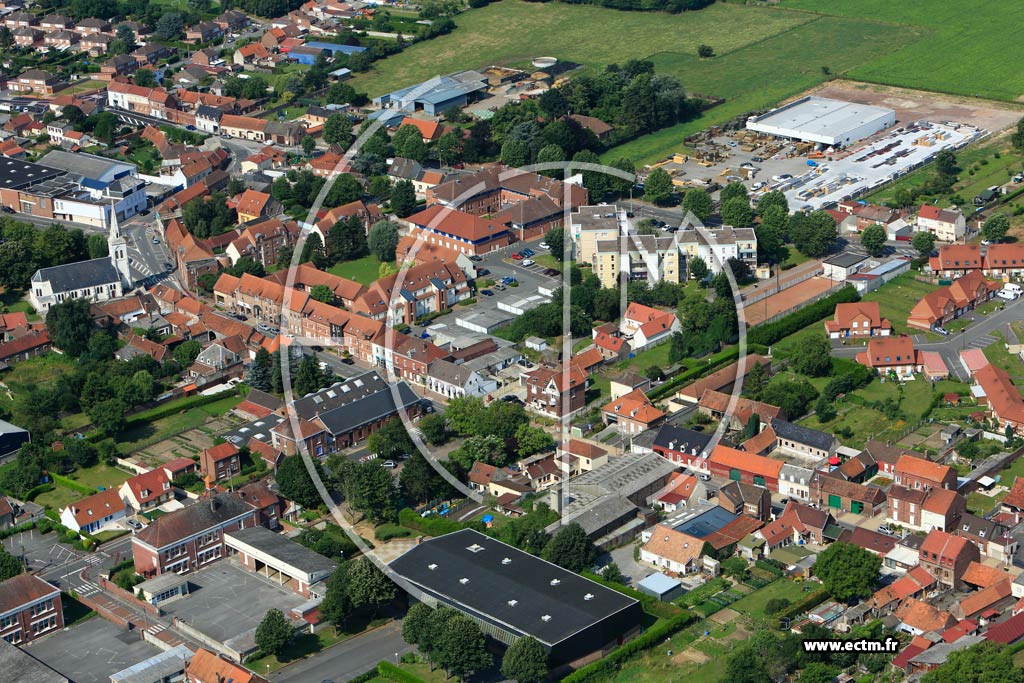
<box><xmin>459</xmin><ymin>577</ymin><xmax>470</xmax><ymax>585</ymax></box>
<box><xmin>584</xmin><ymin>593</ymin><xmax>594</xmax><ymax>601</ymax></box>
<box><xmin>550</xmin><ymin>579</ymin><xmax>560</xmax><ymax>586</ymax></box>
<box><xmin>466</xmin><ymin>543</ymin><xmax>485</xmax><ymax>553</ymax></box>
<box><xmin>501</xmin><ymin>557</ymin><xmax>511</xmax><ymax>565</ymax></box>
<box><xmin>508</xmin><ymin>599</ymin><xmax>518</xmax><ymax>607</ymax></box>
<box><xmin>541</xmin><ymin>615</ymin><xmax>552</xmax><ymax>622</ymax></box>
<box><xmin>428</xmin><ymin>563</ymin><xmax>438</xmax><ymax>570</ymax></box>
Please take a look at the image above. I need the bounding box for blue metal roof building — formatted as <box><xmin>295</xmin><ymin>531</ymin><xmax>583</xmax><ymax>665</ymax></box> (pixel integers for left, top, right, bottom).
<box><xmin>372</xmin><ymin>70</ymin><xmax>488</xmax><ymax>115</ymax></box>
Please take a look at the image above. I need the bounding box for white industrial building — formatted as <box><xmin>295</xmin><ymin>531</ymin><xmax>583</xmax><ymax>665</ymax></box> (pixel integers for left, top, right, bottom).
<box><xmin>746</xmin><ymin>96</ymin><xmax>896</xmax><ymax>147</ymax></box>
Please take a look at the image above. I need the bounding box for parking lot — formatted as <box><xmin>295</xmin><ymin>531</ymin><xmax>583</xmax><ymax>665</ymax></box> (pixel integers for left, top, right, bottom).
<box><xmin>159</xmin><ymin>560</ymin><xmax>306</xmax><ymax>651</ymax></box>
<box><xmin>26</xmin><ymin>618</ymin><xmax>162</xmax><ymax>683</ymax></box>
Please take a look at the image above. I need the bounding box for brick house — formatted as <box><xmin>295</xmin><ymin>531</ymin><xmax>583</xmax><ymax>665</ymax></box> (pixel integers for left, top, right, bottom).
<box><xmin>919</xmin><ymin>529</ymin><xmax>980</xmax><ymax>590</ymax></box>
<box><xmin>908</xmin><ymin>271</ymin><xmax>1000</xmax><ymax>332</ymax></box>
<box><xmin>718</xmin><ymin>481</ymin><xmax>771</xmax><ymax>520</ymax></box>
<box><xmin>855</xmin><ymin>336</ymin><xmax>923</xmax><ymax>379</ymax></box>
<box><xmin>929</xmin><ymin>244</ymin><xmax>982</xmax><ymax>278</ymax></box>
<box><xmin>119</xmin><ymin>469</ymin><xmax>174</xmax><ymax>513</ymax></box>
<box><xmin>824</xmin><ymin>301</ymin><xmax>892</xmax><ymax>338</ymax></box>
<box><xmin>224</xmin><ymin>218</ymin><xmax>300</xmax><ymax>268</ymax></box>
<box><xmin>523</xmin><ymin>365</ymin><xmax>588</xmax><ymax>419</ymax></box>
<box><xmin>402</xmin><ymin>205</ymin><xmax>513</xmax><ymax>257</ymax></box>
<box><xmin>0</xmin><ymin>574</ymin><xmax>63</xmax><ymax>645</ymax></box>
<box><xmin>9</xmin><ymin>69</ymin><xmax>64</xmax><ymax>95</ymax></box>
<box><xmin>200</xmin><ymin>443</ymin><xmax>241</xmax><ymax>482</ymax></box>
<box><xmin>601</xmin><ymin>388</ymin><xmax>665</xmax><ymax>436</ymax></box>
<box><xmin>352</xmin><ymin>261</ymin><xmax>471</xmax><ymax>325</ymax></box>
<box><xmin>917</xmin><ymin>205</ymin><xmax>965</xmax><ymax>243</ymax></box>
<box><xmin>811</xmin><ymin>472</ymin><xmax>886</xmax><ymax>516</ymax></box>
<box><xmin>708</xmin><ymin>445</ymin><xmax>783</xmax><ymax>491</ymax></box>
<box><xmin>984</xmin><ymin>243</ymin><xmax>1024</xmax><ymax>278</ymax></box>
<box><xmin>893</xmin><ymin>454</ymin><xmax>957</xmax><ymax>491</ymax></box>
<box><xmin>131</xmin><ymin>492</ymin><xmax>257</xmax><ymax>577</ymax></box>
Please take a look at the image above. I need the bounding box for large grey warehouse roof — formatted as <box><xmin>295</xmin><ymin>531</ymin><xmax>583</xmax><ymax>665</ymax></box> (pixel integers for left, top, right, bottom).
<box><xmin>747</xmin><ymin>96</ymin><xmax>894</xmax><ymax>144</ymax></box>
<box><xmin>225</xmin><ymin>526</ymin><xmax>337</xmax><ymax>575</ymax></box>
<box><xmin>389</xmin><ymin>529</ymin><xmax>638</xmax><ymax>647</ymax></box>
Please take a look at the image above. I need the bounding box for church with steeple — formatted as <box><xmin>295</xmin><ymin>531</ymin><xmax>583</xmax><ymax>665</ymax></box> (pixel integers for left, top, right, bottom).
<box><xmin>29</xmin><ymin>207</ymin><xmax>134</xmax><ymax>313</ymax></box>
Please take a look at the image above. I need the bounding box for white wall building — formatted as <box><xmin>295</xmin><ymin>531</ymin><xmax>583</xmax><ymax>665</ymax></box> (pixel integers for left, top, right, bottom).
<box><xmin>746</xmin><ymin>96</ymin><xmax>896</xmax><ymax>148</ymax></box>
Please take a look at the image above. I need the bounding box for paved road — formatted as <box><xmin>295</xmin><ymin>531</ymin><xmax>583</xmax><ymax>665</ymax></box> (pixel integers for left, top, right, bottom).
<box><xmin>830</xmin><ymin>293</ymin><xmax>1024</xmax><ymax>380</ymax></box>
<box><xmin>271</xmin><ymin>621</ymin><xmax>413</xmax><ymax>683</ymax></box>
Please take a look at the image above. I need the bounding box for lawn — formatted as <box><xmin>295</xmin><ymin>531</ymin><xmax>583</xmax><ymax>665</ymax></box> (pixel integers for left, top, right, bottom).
<box><xmin>114</xmin><ymin>395</ymin><xmax>243</xmax><ymax>454</ymax></box>
<box><xmin>983</xmin><ymin>332</ymin><xmax>1024</xmax><ymax>381</ymax></box>
<box><xmin>351</xmin><ymin>2</ymin><xmax>812</xmax><ymax>98</ymax></box>
<box><xmin>785</xmin><ymin>0</ymin><xmax>1024</xmax><ymax>102</ymax></box>
<box><xmin>329</xmin><ymin>254</ymin><xmax>383</xmax><ymax>286</ymax></box>
<box><xmin>34</xmin><ymin>484</ymin><xmax>83</xmax><ymax>511</ymax></box>
<box><xmin>62</xmin><ymin>463</ymin><xmax>133</xmax><ymax>491</ymax></box>
<box><xmin>861</xmin><ymin>272</ymin><xmax>938</xmax><ymax>336</ymax></box>
<box><xmin>0</xmin><ymin>353</ymin><xmax>76</xmax><ymax>394</ymax></box>
<box><xmin>729</xmin><ymin>579</ymin><xmax>808</xmax><ymax>619</ymax></box>
<box><xmin>263</xmin><ymin>105</ymin><xmax>308</xmax><ymax>121</ymax></box>
<box><xmin>0</xmin><ymin>288</ymin><xmax>38</xmax><ymax>320</ymax></box>
<box><xmin>617</xmin><ymin>342</ymin><xmax>674</xmax><ymax>372</ymax></box>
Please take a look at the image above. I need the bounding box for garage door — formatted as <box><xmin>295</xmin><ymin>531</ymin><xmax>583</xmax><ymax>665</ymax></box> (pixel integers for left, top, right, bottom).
<box><xmin>730</xmin><ymin>468</ymin><xmax>741</xmax><ymax>481</ymax></box>
<box><xmin>753</xmin><ymin>476</ymin><xmax>766</xmax><ymax>488</ymax></box>
<box><xmin>828</xmin><ymin>494</ymin><xmax>841</xmax><ymax>509</ymax></box>
<box><xmin>851</xmin><ymin>501</ymin><xmax>863</xmax><ymax>514</ymax></box>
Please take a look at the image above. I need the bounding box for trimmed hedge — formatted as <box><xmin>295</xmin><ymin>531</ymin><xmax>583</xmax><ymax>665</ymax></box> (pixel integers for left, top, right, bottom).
<box><xmin>377</xmin><ymin>661</ymin><xmax>426</xmax><ymax>683</ymax></box>
<box><xmin>350</xmin><ymin>668</ymin><xmax>382</xmax><ymax>683</ymax></box>
<box><xmin>648</xmin><ymin>343</ymin><xmax>769</xmax><ymax>401</ymax></box>
<box><xmin>755</xmin><ymin>558</ymin><xmax>785</xmax><ymax>577</ymax></box>
<box><xmin>581</xmin><ymin>571</ymin><xmax>683</xmax><ymax>620</ymax></box>
<box><xmin>375</xmin><ymin>524</ymin><xmax>414</xmax><ymax>541</ymax></box>
<box><xmin>49</xmin><ymin>473</ymin><xmax>97</xmax><ymax>496</ymax></box>
<box><xmin>561</xmin><ymin>611</ymin><xmax>697</xmax><ymax>683</ymax></box>
<box><xmin>85</xmin><ymin>389</ymin><xmax>240</xmax><ymax>442</ymax></box>
<box><xmin>776</xmin><ymin>587</ymin><xmax>830</xmax><ymax>626</ymax></box>
<box><xmin>398</xmin><ymin>508</ymin><xmax>485</xmax><ymax>536</ymax></box>
<box><xmin>748</xmin><ymin>285</ymin><xmax>859</xmax><ymax>348</ymax></box>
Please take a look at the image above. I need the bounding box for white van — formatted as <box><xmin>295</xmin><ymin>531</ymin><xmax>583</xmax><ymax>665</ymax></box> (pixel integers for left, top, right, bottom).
<box><xmin>998</xmin><ymin>284</ymin><xmax>1020</xmax><ymax>300</ymax></box>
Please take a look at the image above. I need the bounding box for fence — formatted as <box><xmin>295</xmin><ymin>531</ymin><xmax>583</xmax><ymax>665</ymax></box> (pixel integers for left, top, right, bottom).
<box><xmin>752</xmin><ymin>282</ymin><xmax>846</xmax><ymax>328</ymax></box>
<box><xmin>98</xmin><ymin>576</ymin><xmax>162</xmax><ymax>616</ymax></box>
<box><xmin>740</xmin><ymin>264</ymin><xmax>824</xmax><ymax>305</ymax></box>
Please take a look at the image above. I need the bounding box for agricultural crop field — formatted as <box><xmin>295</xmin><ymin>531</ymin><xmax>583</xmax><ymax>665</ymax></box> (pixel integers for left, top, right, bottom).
<box><xmin>785</xmin><ymin>0</ymin><xmax>1024</xmax><ymax>102</ymax></box>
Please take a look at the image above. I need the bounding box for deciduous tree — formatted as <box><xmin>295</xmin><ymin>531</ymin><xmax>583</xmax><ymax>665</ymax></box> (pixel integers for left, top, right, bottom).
<box><xmin>542</xmin><ymin>523</ymin><xmax>596</xmax><ymax>572</ymax></box>
<box><xmin>255</xmin><ymin>608</ymin><xmax>293</xmax><ymax>657</ymax></box>
<box><xmin>814</xmin><ymin>541</ymin><xmax>881</xmax><ymax>602</ymax></box>
<box><xmin>501</xmin><ymin>636</ymin><xmax>548</xmax><ymax>683</ymax></box>
<box><xmin>860</xmin><ymin>223</ymin><xmax>887</xmax><ymax>257</ymax></box>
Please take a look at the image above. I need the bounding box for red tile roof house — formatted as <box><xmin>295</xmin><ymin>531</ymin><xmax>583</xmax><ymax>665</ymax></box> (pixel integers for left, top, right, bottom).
<box><xmin>953</xmin><ymin>579</ymin><xmax>1014</xmax><ymax>621</ymax></box>
<box><xmin>907</xmin><ymin>271</ymin><xmax>1001</xmax><ymax>332</ymax></box>
<box><xmin>919</xmin><ymin>529</ymin><xmax>981</xmax><ymax>590</ymax></box>
<box><xmin>929</xmin><ymin>243</ymin><xmax>983</xmax><ymax>278</ymax></box>
<box><xmin>697</xmin><ymin>389</ymin><xmax>784</xmax><ymax>431</ymax></box>
<box><xmin>200</xmin><ymin>443</ymin><xmax>241</xmax><ymax>482</ymax></box>
<box><xmin>0</xmin><ymin>574</ymin><xmax>63</xmax><ymax>645</ymax></box>
<box><xmin>118</xmin><ymin>469</ymin><xmax>174</xmax><ymax>514</ymax></box>
<box><xmin>811</xmin><ymin>472</ymin><xmax>887</xmax><ymax>516</ymax></box>
<box><xmin>522</xmin><ymin>364</ymin><xmax>588</xmax><ymax>419</ymax></box>
<box><xmin>920</xmin><ymin>488</ymin><xmax>967</xmax><ymax>533</ymax></box>
<box><xmin>59</xmin><ymin>488</ymin><xmax>126</xmax><ymax>534</ymax></box>
<box><xmin>894</xmin><ymin>453</ymin><xmax>958</xmax><ymax>491</ymax></box>
<box><xmin>983</xmin><ymin>243</ymin><xmax>1024</xmax><ymax>277</ymax></box>
<box><xmin>973</xmin><ymin>363</ymin><xmax>1024</xmax><ymax>436</ymax></box>
<box><xmin>402</xmin><ymin>205</ymin><xmax>514</xmax><ymax>257</ymax></box>
<box><xmin>131</xmin><ymin>491</ymin><xmax>258</xmax><ymax>577</ymax></box>
<box><xmin>893</xmin><ymin>597</ymin><xmax>957</xmax><ymax>636</ymax></box>
<box><xmin>619</xmin><ymin>302</ymin><xmax>681</xmax><ymax>351</ymax></box>
<box><xmin>855</xmin><ymin>336</ymin><xmax>923</xmax><ymax>380</ymax></box>
<box><xmin>756</xmin><ymin>501</ymin><xmax>833</xmax><ymax>552</ymax></box>
<box><xmin>824</xmin><ymin>301</ymin><xmax>892</xmax><ymax>338</ymax></box>
<box><xmin>869</xmin><ymin>565</ymin><xmax>937</xmax><ymax>613</ymax></box>
<box><xmin>708</xmin><ymin>444</ymin><xmax>783</xmax><ymax>491</ymax></box>
<box><xmin>601</xmin><ymin>388</ymin><xmax>665</xmax><ymax>436</ymax></box>
<box><xmin>1000</xmin><ymin>477</ymin><xmax>1024</xmax><ymax>524</ymax></box>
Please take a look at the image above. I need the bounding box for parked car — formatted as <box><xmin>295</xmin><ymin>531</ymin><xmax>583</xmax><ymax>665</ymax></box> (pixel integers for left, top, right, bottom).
<box><xmin>476</xmin><ymin>268</ymin><xmax>489</xmax><ymax>276</ymax></box>
<box><xmin>542</xmin><ymin>268</ymin><xmax>560</xmax><ymax>277</ymax></box>
<box><xmin>538</xmin><ymin>242</ymin><xmax>549</xmax><ymax>250</ymax></box>
<box><xmin>480</xmin><ymin>289</ymin><xmax>494</xmax><ymax>296</ymax></box>
<box><xmin>522</xmin><ymin>259</ymin><xmax>535</xmax><ymax>267</ymax></box>
<box><xmin>126</xmin><ymin>519</ymin><xmax>143</xmax><ymax>530</ymax></box>
<box><xmin>341</xmin><ymin>357</ymin><xmax>354</xmax><ymax>365</ymax></box>
<box><xmin>152</xmin><ymin>237</ymin><xmax>159</xmax><ymax>244</ymax></box>
<box><xmin>380</xmin><ymin>460</ymin><xmax>396</xmax><ymax>468</ymax></box>
<box><xmin>1</xmin><ymin>207</ymin><xmax>15</xmax><ymax>214</ymax></box>
<box><xmin>878</xmin><ymin>525</ymin><xmax>894</xmax><ymax>535</ymax></box>
<box><xmin>511</xmin><ymin>252</ymin><xmax>524</xmax><ymax>260</ymax></box>
<box><xmin>257</xmin><ymin>322</ymin><xmax>272</xmax><ymax>332</ymax></box>
<box><xmin>521</xmin><ymin>248</ymin><xmax>535</xmax><ymax>257</ymax></box>
<box><xmin>311</xmin><ymin>345</ymin><xmax>324</xmax><ymax>352</ymax></box>
<box><xmin>494</xmin><ymin>283</ymin><xmax>506</xmax><ymax>291</ymax></box>
<box><xmin>751</xmin><ymin>156</ymin><xmax>763</xmax><ymax>163</ymax></box>
<box><xmin>468</xmin><ymin>255</ymin><xmax>482</xmax><ymax>262</ymax></box>
<box><xmin>502</xmin><ymin>395</ymin><xmax>525</xmax><ymax>406</ymax></box>
<box><xmin>934</xmin><ymin>326</ymin><xmax>950</xmax><ymax>336</ymax></box>
<box><xmin>501</xmin><ymin>276</ymin><xmax>516</xmax><ymax>285</ymax></box>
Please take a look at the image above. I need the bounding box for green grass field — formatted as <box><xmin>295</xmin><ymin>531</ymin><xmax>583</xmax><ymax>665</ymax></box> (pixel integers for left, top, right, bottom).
<box><xmin>34</xmin><ymin>485</ymin><xmax>82</xmax><ymax>511</ymax></box>
<box><xmin>329</xmin><ymin>255</ymin><xmax>383</xmax><ymax>286</ymax></box>
<box><xmin>983</xmin><ymin>332</ymin><xmax>1024</xmax><ymax>381</ymax></box>
<box><xmin>351</xmin><ymin>2</ymin><xmax>812</xmax><ymax>97</ymax></box>
<box><xmin>785</xmin><ymin>0</ymin><xmax>1024</xmax><ymax>101</ymax></box>
<box><xmin>860</xmin><ymin>272</ymin><xmax>938</xmax><ymax>336</ymax></box>
<box><xmin>730</xmin><ymin>579</ymin><xmax>807</xmax><ymax>620</ymax></box>
<box><xmin>62</xmin><ymin>464</ymin><xmax>132</xmax><ymax>491</ymax></box>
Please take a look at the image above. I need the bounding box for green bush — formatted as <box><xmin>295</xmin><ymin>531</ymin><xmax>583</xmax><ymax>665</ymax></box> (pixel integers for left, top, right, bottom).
<box><xmin>647</xmin><ymin>344</ymin><xmax>769</xmax><ymax>401</ymax></box>
<box><xmin>86</xmin><ymin>389</ymin><xmax>239</xmax><ymax>442</ymax></box>
<box><xmin>374</xmin><ymin>524</ymin><xmax>413</xmax><ymax>541</ymax></box>
<box><xmin>776</xmin><ymin>587</ymin><xmax>830</xmax><ymax>626</ymax></box>
<box><xmin>748</xmin><ymin>286</ymin><xmax>859</xmax><ymax>348</ymax></box>
<box><xmin>561</xmin><ymin>611</ymin><xmax>697</xmax><ymax>683</ymax></box>
<box><xmin>755</xmin><ymin>558</ymin><xmax>785</xmax><ymax>577</ymax></box>
<box><xmin>398</xmin><ymin>508</ymin><xmax>485</xmax><ymax>536</ymax></box>
<box><xmin>679</xmin><ymin>576</ymin><xmax>729</xmax><ymax>606</ymax></box>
